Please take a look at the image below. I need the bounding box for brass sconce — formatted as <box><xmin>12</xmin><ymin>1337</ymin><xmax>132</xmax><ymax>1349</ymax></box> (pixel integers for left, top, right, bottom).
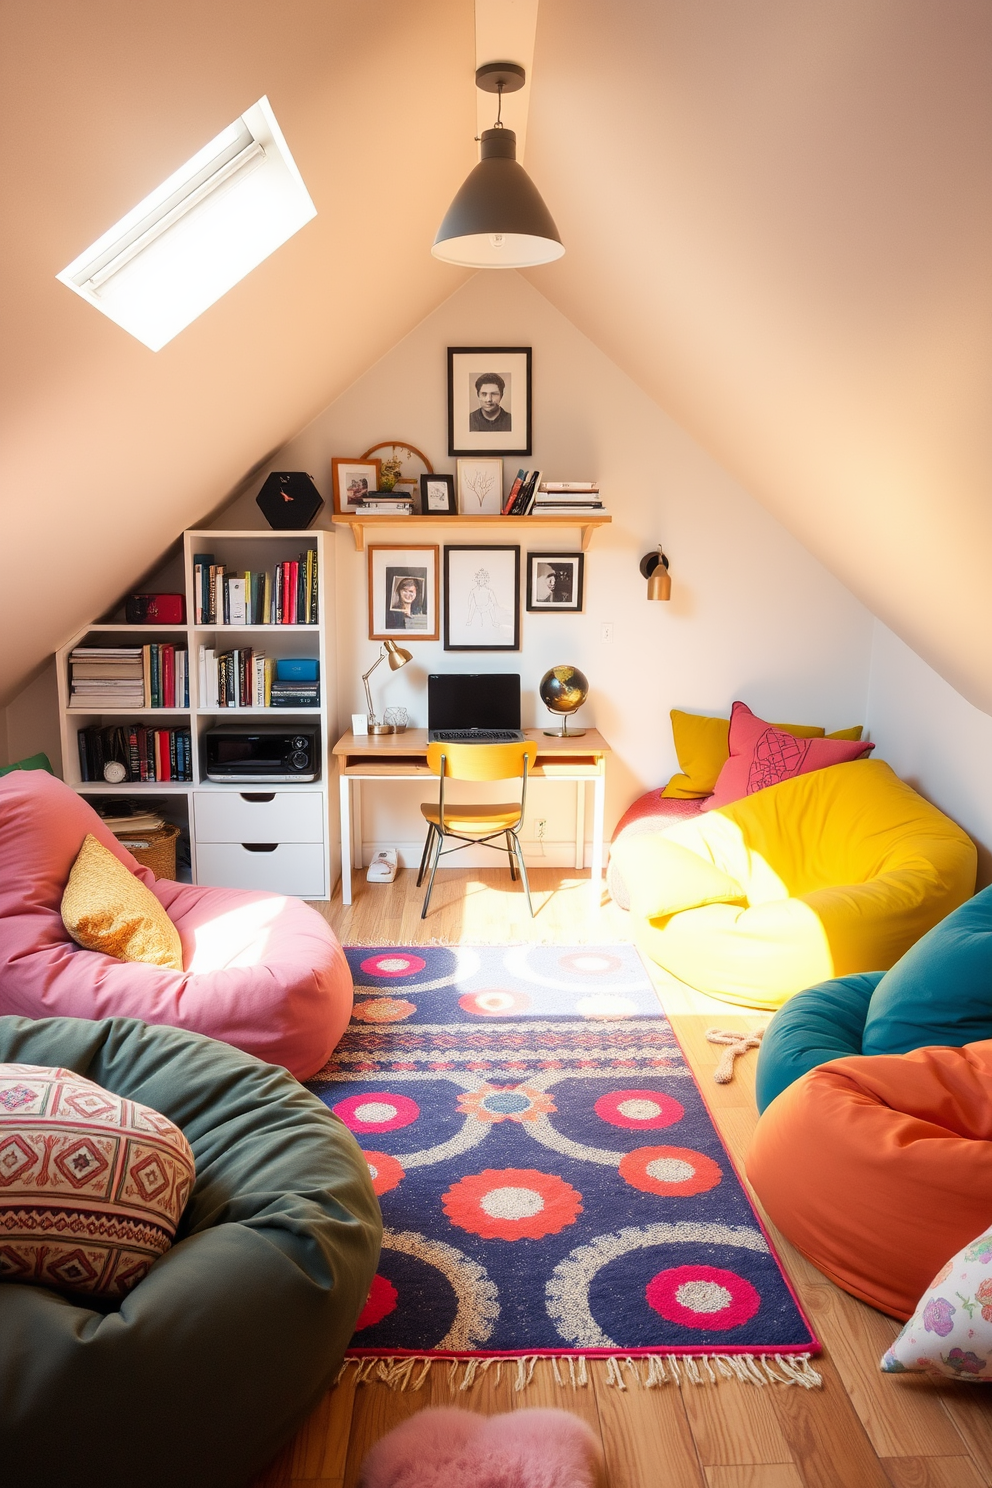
<box><xmin>639</xmin><ymin>548</ymin><xmax>672</xmax><ymax>601</ymax></box>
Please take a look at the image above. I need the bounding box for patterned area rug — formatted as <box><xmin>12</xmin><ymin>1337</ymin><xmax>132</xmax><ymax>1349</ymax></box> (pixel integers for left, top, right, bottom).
<box><xmin>307</xmin><ymin>945</ymin><xmax>818</xmax><ymax>1379</ymax></box>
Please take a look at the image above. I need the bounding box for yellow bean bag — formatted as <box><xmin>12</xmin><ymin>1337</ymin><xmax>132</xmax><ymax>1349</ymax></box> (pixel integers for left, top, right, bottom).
<box><xmin>614</xmin><ymin>760</ymin><xmax>976</xmax><ymax>1009</ymax></box>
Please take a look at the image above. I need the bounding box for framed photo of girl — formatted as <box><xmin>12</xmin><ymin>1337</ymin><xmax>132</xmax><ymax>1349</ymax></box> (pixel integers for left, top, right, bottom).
<box><xmin>367</xmin><ymin>545</ymin><xmax>439</xmax><ymax>641</ymax></box>
<box><xmin>447</xmin><ymin>346</ymin><xmax>532</xmax><ymax>457</ymax></box>
<box><xmin>526</xmin><ymin>552</ymin><xmax>585</xmax><ymax>611</ymax></box>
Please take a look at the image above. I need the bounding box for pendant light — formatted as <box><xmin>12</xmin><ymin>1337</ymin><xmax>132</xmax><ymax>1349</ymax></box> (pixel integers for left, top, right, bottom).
<box><xmin>432</xmin><ymin>63</ymin><xmax>564</xmax><ymax>268</ymax></box>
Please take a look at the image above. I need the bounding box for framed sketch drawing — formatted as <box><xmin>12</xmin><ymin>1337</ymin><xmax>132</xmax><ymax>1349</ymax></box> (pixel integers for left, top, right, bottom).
<box><xmin>447</xmin><ymin>347</ymin><xmax>532</xmax><ymax>457</ymax></box>
<box><xmin>332</xmin><ymin>457</ymin><xmax>381</xmax><ymax>514</ymax></box>
<box><xmin>420</xmin><ymin>473</ymin><xmax>457</xmax><ymax>515</ymax></box>
<box><xmin>456</xmin><ymin>457</ymin><xmax>504</xmax><ymax>515</ymax></box>
<box><xmin>367</xmin><ymin>545</ymin><xmax>439</xmax><ymax>641</ymax></box>
<box><xmin>526</xmin><ymin>552</ymin><xmax>585</xmax><ymax>611</ymax></box>
<box><xmin>443</xmin><ymin>546</ymin><xmax>520</xmax><ymax>650</ymax></box>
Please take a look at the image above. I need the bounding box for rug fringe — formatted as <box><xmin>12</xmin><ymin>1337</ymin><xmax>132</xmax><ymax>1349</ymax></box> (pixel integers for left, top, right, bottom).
<box><xmin>336</xmin><ymin>1353</ymin><xmax>822</xmax><ymax>1391</ymax></box>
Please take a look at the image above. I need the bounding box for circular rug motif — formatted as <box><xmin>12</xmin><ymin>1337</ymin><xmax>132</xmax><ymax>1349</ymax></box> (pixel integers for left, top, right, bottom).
<box><xmin>595</xmin><ymin>1089</ymin><xmax>685</xmax><ymax>1130</ymax></box>
<box><xmin>355</xmin><ymin>1273</ymin><xmax>398</xmax><ymax>1330</ymax></box>
<box><xmin>442</xmin><ymin>1168</ymin><xmax>583</xmax><ymax>1241</ymax></box>
<box><xmin>352</xmin><ymin>998</ymin><xmax>417</xmax><ymax>1023</ymax></box>
<box><xmin>457</xmin><ymin>1085</ymin><xmax>556</xmax><ymax>1124</ymax></box>
<box><xmin>360</xmin><ymin>953</ymin><xmax>427</xmax><ymax>978</ymax></box>
<box><xmin>618</xmin><ymin>1145</ymin><xmax>722</xmax><ymax>1196</ymax></box>
<box><xmin>363</xmin><ymin>1150</ymin><xmax>405</xmax><ymax>1196</ymax></box>
<box><xmin>458</xmin><ymin>988</ymin><xmax>532</xmax><ymax>1017</ymax></box>
<box><xmin>558</xmin><ymin>951</ymin><xmax>625</xmax><ymax>977</ymax></box>
<box><xmin>333</xmin><ymin>1092</ymin><xmax>420</xmax><ymax>1133</ymax></box>
<box><xmin>645</xmin><ymin>1265</ymin><xmax>761</xmax><ymax>1331</ymax></box>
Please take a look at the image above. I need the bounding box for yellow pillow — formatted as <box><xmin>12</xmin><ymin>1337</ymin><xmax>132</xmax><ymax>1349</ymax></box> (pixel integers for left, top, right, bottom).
<box><xmin>61</xmin><ymin>834</ymin><xmax>183</xmax><ymax>970</ymax></box>
<box><xmin>610</xmin><ymin>834</ymin><xmax>747</xmax><ymax>919</ymax></box>
<box><xmin>662</xmin><ymin>710</ymin><xmax>863</xmax><ymax>797</ymax></box>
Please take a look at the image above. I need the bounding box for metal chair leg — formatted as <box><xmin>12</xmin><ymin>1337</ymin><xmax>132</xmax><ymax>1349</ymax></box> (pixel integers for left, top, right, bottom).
<box><xmin>416</xmin><ymin>824</ymin><xmax>436</xmax><ymax>887</ymax></box>
<box><xmin>421</xmin><ymin>830</ymin><xmax>444</xmax><ymax>918</ymax></box>
<box><xmin>504</xmin><ymin>830</ymin><xmax>517</xmax><ymax>880</ymax></box>
<box><xmin>509</xmin><ymin>830</ymin><xmax>534</xmax><ymax>917</ymax></box>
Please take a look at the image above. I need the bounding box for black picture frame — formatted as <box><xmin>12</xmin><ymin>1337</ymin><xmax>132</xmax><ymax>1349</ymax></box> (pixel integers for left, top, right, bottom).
<box><xmin>447</xmin><ymin>346</ymin><xmax>532</xmax><ymax>457</ymax></box>
<box><xmin>419</xmin><ymin>473</ymin><xmax>457</xmax><ymax>516</ymax></box>
<box><xmin>443</xmin><ymin>545</ymin><xmax>520</xmax><ymax>651</ymax></box>
<box><xmin>526</xmin><ymin>552</ymin><xmax>585</xmax><ymax>612</ymax></box>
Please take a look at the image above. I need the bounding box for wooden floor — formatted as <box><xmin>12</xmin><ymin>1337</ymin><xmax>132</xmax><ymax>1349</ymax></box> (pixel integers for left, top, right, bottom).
<box><xmin>251</xmin><ymin>868</ymin><xmax>992</xmax><ymax>1488</ymax></box>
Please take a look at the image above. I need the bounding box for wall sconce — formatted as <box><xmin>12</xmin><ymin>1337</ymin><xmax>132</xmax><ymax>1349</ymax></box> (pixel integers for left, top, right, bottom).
<box><xmin>639</xmin><ymin>548</ymin><xmax>672</xmax><ymax>601</ymax></box>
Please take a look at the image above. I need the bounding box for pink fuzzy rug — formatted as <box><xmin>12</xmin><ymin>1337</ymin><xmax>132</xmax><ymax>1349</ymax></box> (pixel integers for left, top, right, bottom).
<box><xmin>359</xmin><ymin>1407</ymin><xmax>604</xmax><ymax>1488</ymax></box>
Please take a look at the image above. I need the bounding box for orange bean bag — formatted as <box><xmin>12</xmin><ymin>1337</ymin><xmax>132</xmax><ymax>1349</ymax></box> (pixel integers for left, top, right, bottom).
<box><xmin>746</xmin><ymin>1041</ymin><xmax>992</xmax><ymax>1320</ymax></box>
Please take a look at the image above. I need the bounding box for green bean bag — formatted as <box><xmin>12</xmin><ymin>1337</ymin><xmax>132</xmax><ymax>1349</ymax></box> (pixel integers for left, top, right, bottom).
<box><xmin>0</xmin><ymin>1015</ymin><xmax>381</xmax><ymax>1488</ymax></box>
<box><xmin>756</xmin><ymin>886</ymin><xmax>992</xmax><ymax>1112</ymax></box>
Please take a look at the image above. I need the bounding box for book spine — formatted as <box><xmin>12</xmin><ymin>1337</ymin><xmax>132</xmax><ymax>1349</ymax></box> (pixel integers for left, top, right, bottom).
<box><xmin>310</xmin><ymin>547</ymin><xmax>318</xmax><ymax>623</ymax></box>
<box><xmin>264</xmin><ymin>656</ymin><xmax>274</xmax><ymax>706</ymax></box>
<box><xmin>502</xmin><ymin>468</ymin><xmax>527</xmax><ymax>514</ymax></box>
<box><xmin>264</xmin><ymin>571</ymin><xmax>273</xmax><ymax>624</ymax></box>
<box><xmin>77</xmin><ymin>730</ymin><xmax>90</xmax><ymax>782</ymax></box>
<box><xmin>163</xmin><ymin>645</ymin><xmax>175</xmax><ymax>709</ymax></box>
<box><xmin>128</xmin><ymin>726</ymin><xmax>140</xmax><ymax>781</ymax></box>
<box><xmin>169</xmin><ymin>730</ymin><xmax>178</xmax><ymax>779</ymax></box>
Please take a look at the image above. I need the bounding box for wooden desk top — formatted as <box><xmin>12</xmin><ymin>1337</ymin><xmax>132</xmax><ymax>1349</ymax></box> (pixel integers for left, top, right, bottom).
<box><xmin>333</xmin><ymin>727</ymin><xmax>610</xmax><ymax>761</ymax></box>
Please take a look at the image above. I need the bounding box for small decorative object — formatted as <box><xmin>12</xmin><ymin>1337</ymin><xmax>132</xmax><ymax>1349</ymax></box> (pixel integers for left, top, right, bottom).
<box><xmin>526</xmin><ymin>552</ymin><xmax>585</xmax><ymax>611</ymax></box>
<box><xmin>383</xmin><ymin>707</ymin><xmax>408</xmax><ymax>732</ymax></box>
<box><xmin>448</xmin><ymin>347</ymin><xmax>532</xmax><ymax>456</ymax></box>
<box><xmin>362</xmin><ymin>641</ymin><xmax>412</xmax><ymax>734</ymax></box>
<box><xmin>540</xmin><ymin>664</ymin><xmax>589</xmax><ymax>736</ymax></box>
<box><xmin>332</xmin><ymin>457</ymin><xmax>382</xmax><ymax>514</ymax></box>
<box><xmin>351</xmin><ymin>713</ymin><xmax>369</xmax><ymax>736</ymax></box>
<box><xmin>103</xmin><ymin>760</ymin><xmax>128</xmax><ymax>784</ymax></box>
<box><xmin>125</xmin><ymin>593</ymin><xmax>185</xmax><ymax>624</ymax></box>
<box><xmin>456</xmin><ymin>457</ymin><xmax>504</xmax><ymax>515</ymax></box>
<box><xmin>444</xmin><ymin>546</ymin><xmax>520</xmax><ymax>651</ymax></box>
<box><xmin>420</xmin><ymin>473</ymin><xmax>457</xmax><ymax>515</ymax></box>
<box><xmin>368</xmin><ymin>545</ymin><xmax>439</xmax><ymax>641</ymax></box>
<box><xmin>360</xmin><ymin>443</ymin><xmax>434</xmax><ymax>505</ymax></box>
<box><xmin>255</xmin><ymin>471</ymin><xmax>324</xmax><ymax>530</ymax></box>
<box><xmin>706</xmin><ymin>1026</ymin><xmax>765</xmax><ymax>1084</ymax></box>
<box><xmin>640</xmin><ymin>547</ymin><xmax>672</xmax><ymax>600</ymax></box>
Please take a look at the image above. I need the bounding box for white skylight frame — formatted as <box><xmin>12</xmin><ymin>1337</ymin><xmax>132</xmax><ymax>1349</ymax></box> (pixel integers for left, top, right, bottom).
<box><xmin>57</xmin><ymin>96</ymin><xmax>317</xmax><ymax>351</ymax></box>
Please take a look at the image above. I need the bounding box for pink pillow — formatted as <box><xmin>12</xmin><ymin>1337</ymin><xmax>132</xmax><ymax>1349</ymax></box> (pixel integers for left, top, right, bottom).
<box><xmin>707</xmin><ymin>701</ymin><xmax>873</xmax><ymax>810</ymax></box>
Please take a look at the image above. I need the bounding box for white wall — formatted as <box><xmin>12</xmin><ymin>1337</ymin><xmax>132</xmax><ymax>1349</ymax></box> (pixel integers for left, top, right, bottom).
<box><xmin>222</xmin><ymin>271</ymin><xmax>874</xmax><ymax>867</ymax></box>
<box><xmin>867</xmin><ymin>621</ymin><xmax>992</xmax><ymax>888</ymax></box>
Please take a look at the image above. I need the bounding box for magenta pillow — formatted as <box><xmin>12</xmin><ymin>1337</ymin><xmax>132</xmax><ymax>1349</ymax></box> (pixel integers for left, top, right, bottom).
<box><xmin>707</xmin><ymin>701</ymin><xmax>874</xmax><ymax>810</ymax></box>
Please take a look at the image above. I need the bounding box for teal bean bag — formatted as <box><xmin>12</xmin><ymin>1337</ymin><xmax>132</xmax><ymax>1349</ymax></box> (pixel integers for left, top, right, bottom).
<box><xmin>756</xmin><ymin>885</ymin><xmax>992</xmax><ymax>1112</ymax></box>
<box><xmin>0</xmin><ymin>1015</ymin><xmax>381</xmax><ymax>1488</ymax></box>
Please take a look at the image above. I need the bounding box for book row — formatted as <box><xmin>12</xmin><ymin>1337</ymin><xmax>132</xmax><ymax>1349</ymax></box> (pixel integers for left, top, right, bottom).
<box><xmin>69</xmin><ymin>646</ymin><xmax>189</xmax><ymax>710</ymax></box>
<box><xmin>193</xmin><ymin>549</ymin><xmax>319</xmax><ymax>626</ymax></box>
<box><xmin>77</xmin><ymin>725</ymin><xmax>193</xmax><ymax>783</ymax></box>
<box><xmin>198</xmin><ymin>648</ymin><xmax>320</xmax><ymax>710</ymax></box>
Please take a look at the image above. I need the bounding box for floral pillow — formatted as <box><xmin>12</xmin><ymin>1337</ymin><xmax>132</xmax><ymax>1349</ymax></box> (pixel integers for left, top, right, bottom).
<box><xmin>881</xmin><ymin>1226</ymin><xmax>992</xmax><ymax>1381</ymax></box>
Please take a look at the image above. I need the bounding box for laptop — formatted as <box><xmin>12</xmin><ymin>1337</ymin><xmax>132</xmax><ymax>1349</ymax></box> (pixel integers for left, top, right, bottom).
<box><xmin>428</xmin><ymin>673</ymin><xmax>525</xmax><ymax>743</ymax></box>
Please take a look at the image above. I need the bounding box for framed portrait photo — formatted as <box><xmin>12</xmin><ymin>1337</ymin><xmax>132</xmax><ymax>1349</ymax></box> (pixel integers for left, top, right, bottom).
<box><xmin>420</xmin><ymin>473</ymin><xmax>457</xmax><ymax>516</ymax></box>
<box><xmin>456</xmin><ymin>457</ymin><xmax>504</xmax><ymax>515</ymax></box>
<box><xmin>447</xmin><ymin>346</ymin><xmax>532</xmax><ymax>457</ymax></box>
<box><xmin>443</xmin><ymin>545</ymin><xmax>520</xmax><ymax>651</ymax></box>
<box><xmin>332</xmin><ymin>457</ymin><xmax>381</xmax><ymax>514</ymax></box>
<box><xmin>526</xmin><ymin>552</ymin><xmax>585</xmax><ymax>612</ymax></box>
<box><xmin>367</xmin><ymin>545</ymin><xmax>439</xmax><ymax>641</ymax></box>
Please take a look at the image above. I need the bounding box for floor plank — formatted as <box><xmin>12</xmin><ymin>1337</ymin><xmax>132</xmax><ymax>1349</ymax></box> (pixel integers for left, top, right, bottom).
<box><xmin>705</xmin><ymin>1466</ymin><xmax>804</xmax><ymax>1488</ymax></box>
<box><xmin>880</xmin><ymin>1456</ymin><xmax>988</xmax><ymax>1488</ymax></box>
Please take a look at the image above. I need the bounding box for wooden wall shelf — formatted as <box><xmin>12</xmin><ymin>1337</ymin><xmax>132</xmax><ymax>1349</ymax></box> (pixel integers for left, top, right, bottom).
<box><xmin>333</xmin><ymin>512</ymin><xmax>611</xmax><ymax>552</ymax></box>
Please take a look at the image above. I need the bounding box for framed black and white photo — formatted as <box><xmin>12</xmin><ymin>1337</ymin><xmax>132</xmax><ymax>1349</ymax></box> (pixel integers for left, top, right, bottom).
<box><xmin>447</xmin><ymin>346</ymin><xmax>532</xmax><ymax>457</ymax></box>
<box><xmin>367</xmin><ymin>545</ymin><xmax>439</xmax><ymax>641</ymax></box>
<box><xmin>526</xmin><ymin>552</ymin><xmax>585</xmax><ymax>612</ymax></box>
<box><xmin>419</xmin><ymin>473</ymin><xmax>457</xmax><ymax>516</ymax></box>
<box><xmin>443</xmin><ymin>546</ymin><xmax>520</xmax><ymax>650</ymax></box>
<box><xmin>456</xmin><ymin>457</ymin><xmax>504</xmax><ymax>515</ymax></box>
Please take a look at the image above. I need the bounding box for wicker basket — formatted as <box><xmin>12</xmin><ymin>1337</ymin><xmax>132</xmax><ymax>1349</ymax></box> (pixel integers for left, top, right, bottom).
<box><xmin>113</xmin><ymin>822</ymin><xmax>181</xmax><ymax>880</ymax></box>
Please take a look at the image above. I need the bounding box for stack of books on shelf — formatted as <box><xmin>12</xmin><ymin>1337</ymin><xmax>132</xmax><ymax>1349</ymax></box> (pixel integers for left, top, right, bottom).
<box><xmin>270</xmin><ymin>675</ymin><xmax>320</xmax><ymax>708</ymax></box>
<box><xmin>69</xmin><ymin>646</ymin><xmax>189</xmax><ymax>709</ymax></box>
<box><xmin>357</xmin><ymin>491</ymin><xmax>414</xmax><ymax>515</ymax></box>
<box><xmin>501</xmin><ymin>469</ymin><xmax>543</xmax><ymax>515</ymax></box>
<box><xmin>531</xmin><ymin>482</ymin><xmax>605</xmax><ymax>513</ymax></box>
<box><xmin>95</xmin><ymin>803</ymin><xmax>165</xmax><ymax>834</ymax></box>
<box><xmin>77</xmin><ymin>724</ymin><xmax>193</xmax><ymax>783</ymax></box>
<box><xmin>193</xmin><ymin>549</ymin><xmax>318</xmax><ymax>625</ymax></box>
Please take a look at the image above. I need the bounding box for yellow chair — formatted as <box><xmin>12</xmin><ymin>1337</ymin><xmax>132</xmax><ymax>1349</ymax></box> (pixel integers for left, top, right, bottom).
<box><xmin>418</xmin><ymin>741</ymin><xmax>538</xmax><ymax>918</ymax></box>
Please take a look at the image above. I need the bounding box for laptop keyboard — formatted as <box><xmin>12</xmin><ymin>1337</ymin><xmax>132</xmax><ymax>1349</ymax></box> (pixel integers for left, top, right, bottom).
<box><xmin>431</xmin><ymin>729</ymin><xmax>522</xmax><ymax>743</ymax></box>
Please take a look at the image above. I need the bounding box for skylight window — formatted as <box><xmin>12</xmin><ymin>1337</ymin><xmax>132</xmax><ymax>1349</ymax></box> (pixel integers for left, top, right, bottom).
<box><xmin>57</xmin><ymin>96</ymin><xmax>316</xmax><ymax>351</ymax></box>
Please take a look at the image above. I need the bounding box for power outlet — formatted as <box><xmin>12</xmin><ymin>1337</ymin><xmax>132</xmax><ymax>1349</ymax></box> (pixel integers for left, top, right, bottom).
<box><xmin>535</xmin><ymin>818</ymin><xmax>547</xmax><ymax>839</ymax></box>
<box><xmin>601</xmin><ymin>622</ymin><xmax>614</xmax><ymax>643</ymax></box>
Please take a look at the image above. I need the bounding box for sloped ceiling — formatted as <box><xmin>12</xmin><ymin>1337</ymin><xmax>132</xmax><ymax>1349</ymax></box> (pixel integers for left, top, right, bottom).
<box><xmin>3</xmin><ymin>1</ymin><xmax>990</xmax><ymax>713</ymax></box>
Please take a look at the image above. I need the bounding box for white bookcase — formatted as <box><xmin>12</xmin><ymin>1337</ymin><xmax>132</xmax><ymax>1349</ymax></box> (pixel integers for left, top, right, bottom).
<box><xmin>56</xmin><ymin>529</ymin><xmax>336</xmax><ymax>900</ymax></box>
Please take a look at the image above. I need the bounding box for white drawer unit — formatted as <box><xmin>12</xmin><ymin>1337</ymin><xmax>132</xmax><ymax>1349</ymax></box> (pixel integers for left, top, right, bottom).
<box><xmin>194</xmin><ymin>843</ymin><xmax>327</xmax><ymax>898</ymax></box>
<box><xmin>193</xmin><ymin>790</ymin><xmax>325</xmax><ymax>844</ymax></box>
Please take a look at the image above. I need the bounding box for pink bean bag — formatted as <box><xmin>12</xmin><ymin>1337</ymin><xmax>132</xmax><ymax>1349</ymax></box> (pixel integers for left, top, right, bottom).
<box><xmin>0</xmin><ymin>771</ymin><xmax>352</xmax><ymax>1079</ymax></box>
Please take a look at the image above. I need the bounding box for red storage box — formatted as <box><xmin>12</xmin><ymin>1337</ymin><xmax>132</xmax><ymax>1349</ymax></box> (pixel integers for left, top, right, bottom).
<box><xmin>125</xmin><ymin>593</ymin><xmax>186</xmax><ymax>624</ymax></box>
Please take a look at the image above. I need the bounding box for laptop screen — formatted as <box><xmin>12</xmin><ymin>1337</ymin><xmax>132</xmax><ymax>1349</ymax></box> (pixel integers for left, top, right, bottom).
<box><xmin>428</xmin><ymin>673</ymin><xmax>521</xmax><ymax>732</ymax></box>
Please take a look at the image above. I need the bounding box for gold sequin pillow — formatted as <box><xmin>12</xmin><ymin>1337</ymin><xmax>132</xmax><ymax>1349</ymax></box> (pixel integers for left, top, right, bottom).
<box><xmin>61</xmin><ymin>833</ymin><xmax>183</xmax><ymax>970</ymax></box>
<box><xmin>0</xmin><ymin>1063</ymin><xmax>195</xmax><ymax>1296</ymax></box>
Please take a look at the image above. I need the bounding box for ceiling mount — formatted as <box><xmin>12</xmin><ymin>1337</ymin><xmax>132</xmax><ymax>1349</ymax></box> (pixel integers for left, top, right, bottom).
<box><xmin>475</xmin><ymin>61</ymin><xmax>526</xmax><ymax>94</ymax></box>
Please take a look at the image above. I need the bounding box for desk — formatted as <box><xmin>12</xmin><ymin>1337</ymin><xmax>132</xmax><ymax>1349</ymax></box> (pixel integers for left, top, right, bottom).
<box><xmin>332</xmin><ymin>728</ymin><xmax>611</xmax><ymax>906</ymax></box>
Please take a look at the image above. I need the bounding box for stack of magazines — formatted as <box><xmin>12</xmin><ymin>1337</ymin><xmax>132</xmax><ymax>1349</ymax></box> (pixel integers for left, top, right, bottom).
<box><xmin>531</xmin><ymin>482</ymin><xmax>605</xmax><ymax>513</ymax></box>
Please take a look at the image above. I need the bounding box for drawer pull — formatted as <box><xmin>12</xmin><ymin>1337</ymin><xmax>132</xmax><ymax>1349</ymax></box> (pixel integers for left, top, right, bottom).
<box><xmin>242</xmin><ymin>843</ymin><xmax>278</xmax><ymax>853</ymax></box>
<box><xmin>240</xmin><ymin>792</ymin><xmax>276</xmax><ymax>803</ymax></box>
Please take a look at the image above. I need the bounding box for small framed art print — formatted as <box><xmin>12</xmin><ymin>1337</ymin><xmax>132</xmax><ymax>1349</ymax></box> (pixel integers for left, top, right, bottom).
<box><xmin>443</xmin><ymin>546</ymin><xmax>520</xmax><ymax>650</ymax></box>
<box><xmin>456</xmin><ymin>457</ymin><xmax>504</xmax><ymax>515</ymax></box>
<box><xmin>367</xmin><ymin>545</ymin><xmax>439</xmax><ymax>641</ymax></box>
<box><xmin>447</xmin><ymin>347</ymin><xmax>532</xmax><ymax>457</ymax></box>
<box><xmin>420</xmin><ymin>473</ymin><xmax>457</xmax><ymax>515</ymax></box>
<box><xmin>332</xmin><ymin>457</ymin><xmax>381</xmax><ymax>514</ymax></box>
<box><xmin>526</xmin><ymin>552</ymin><xmax>585</xmax><ymax>611</ymax></box>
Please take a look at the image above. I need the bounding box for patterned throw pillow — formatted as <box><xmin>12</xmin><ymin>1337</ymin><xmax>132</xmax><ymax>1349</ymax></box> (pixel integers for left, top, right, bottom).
<box><xmin>881</xmin><ymin>1225</ymin><xmax>992</xmax><ymax>1381</ymax></box>
<box><xmin>706</xmin><ymin>702</ymin><xmax>873</xmax><ymax>810</ymax></box>
<box><xmin>0</xmin><ymin>1063</ymin><xmax>194</xmax><ymax>1298</ymax></box>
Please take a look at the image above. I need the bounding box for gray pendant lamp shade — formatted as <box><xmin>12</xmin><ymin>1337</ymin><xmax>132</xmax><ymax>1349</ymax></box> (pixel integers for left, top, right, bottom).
<box><xmin>432</xmin><ymin>127</ymin><xmax>564</xmax><ymax>268</ymax></box>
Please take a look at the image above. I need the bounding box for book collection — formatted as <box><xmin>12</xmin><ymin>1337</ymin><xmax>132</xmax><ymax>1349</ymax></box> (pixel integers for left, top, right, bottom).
<box><xmin>193</xmin><ymin>549</ymin><xmax>319</xmax><ymax>625</ymax></box>
<box><xmin>501</xmin><ymin>474</ymin><xmax>606</xmax><ymax>516</ymax></box>
<box><xmin>198</xmin><ymin>649</ymin><xmax>320</xmax><ymax>709</ymax></box>
<box><xmin>69</xmin><ymin>646</ymin><xmax>189</xmax><ymax>709</ymax></box>
<box><xmin>356</xmin><ymin>490</ymin><xmax>415</xmax><ymax>515</ymax></box>
<box><xmin>77</xmin><ymin>724</ymin><xmax>193</xmax><ymax>782</ymax></box>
